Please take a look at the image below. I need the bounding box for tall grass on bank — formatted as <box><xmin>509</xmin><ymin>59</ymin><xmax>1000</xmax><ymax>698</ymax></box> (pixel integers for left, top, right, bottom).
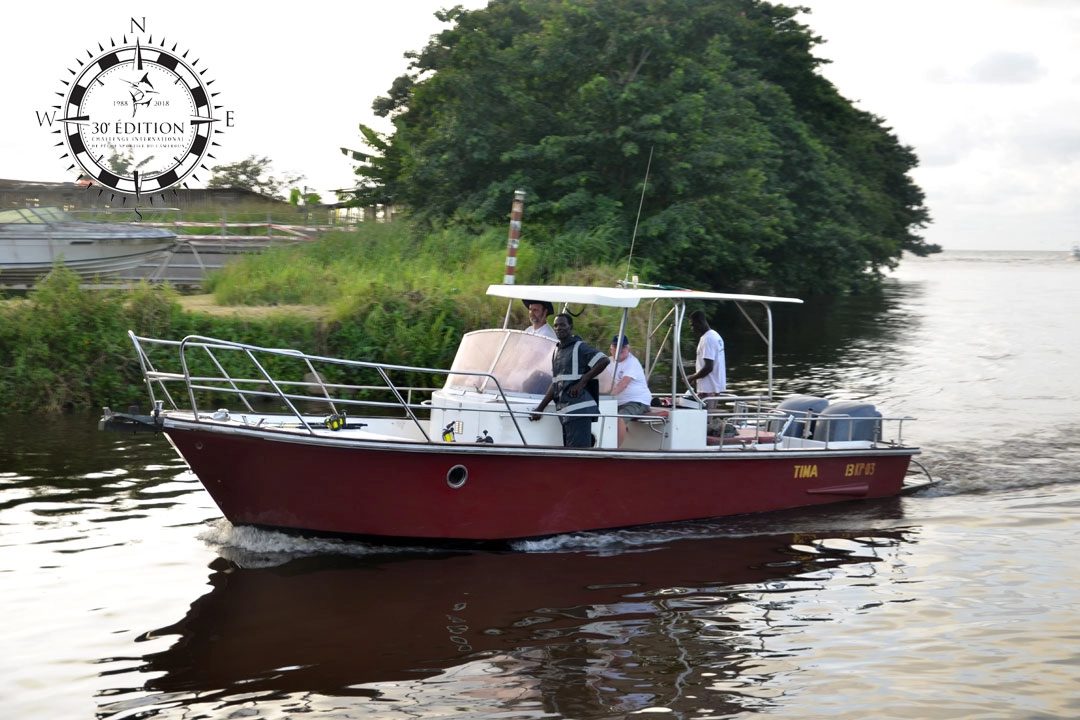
<box><xmin>0</xmin><ymin>267</ymin><xmax>332</xmax><ymax>413</ymax></box>
<box><xmin>206</xmin><ymin>223</ymin><xmax>528</xmax><ymax>318</ymax></box>
<box><xmin>0</xmin><ymin>268</ymin><xmax>189</xmax><ymax>412</ymax></box>
<box><xmin>204</xmin><ymin>221</ymin><xmax>633</xmax><ymax>344</ymax></box>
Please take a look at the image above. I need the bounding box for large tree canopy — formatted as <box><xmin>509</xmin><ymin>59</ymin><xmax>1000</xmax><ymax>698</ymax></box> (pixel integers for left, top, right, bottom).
<box><xmin>348</xmin><ymin>0</ymin><xmax>937</xmax><ymax>294</ymax></box>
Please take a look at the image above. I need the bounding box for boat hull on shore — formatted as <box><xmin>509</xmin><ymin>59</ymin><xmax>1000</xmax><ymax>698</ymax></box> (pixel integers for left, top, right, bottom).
<box><xmin>0</xmin><ymin>206</ymin><xmax>176</xmax><ymax>285</ymax></box>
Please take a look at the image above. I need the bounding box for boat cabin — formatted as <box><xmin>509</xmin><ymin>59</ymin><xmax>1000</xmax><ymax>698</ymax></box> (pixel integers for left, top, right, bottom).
<box><xmin>432</xmin><ymin>328</ymin><xmax>646</xmax><ymax>449</ymax></box>
<box><xmin>424</xmin><ymin>283</ymin><xmax>804</xmax><ymax>451</ymax></box>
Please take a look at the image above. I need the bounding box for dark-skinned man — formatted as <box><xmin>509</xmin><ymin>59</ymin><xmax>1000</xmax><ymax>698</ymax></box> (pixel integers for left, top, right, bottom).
<box><xmin>529</xmin><ymin>313</ymin><xmax>610</xmax><ymax>447</ymax></box>
<box><xmin>685</xmin><ymin>310</ymin><xmax>726</xmax><ymax>397</ymax></box>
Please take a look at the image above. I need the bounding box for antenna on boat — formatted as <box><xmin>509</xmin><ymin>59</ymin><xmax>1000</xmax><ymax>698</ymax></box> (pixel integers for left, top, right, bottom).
<box><xmin>623</xmin><ymin>147</ymin><xmax>653</xmax><ymax>288</ymax></box>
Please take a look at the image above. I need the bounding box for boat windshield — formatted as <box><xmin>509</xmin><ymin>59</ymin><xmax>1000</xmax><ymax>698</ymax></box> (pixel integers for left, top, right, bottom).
<box><xmin>444</xmin><ymin>329</ymin><xmax>555</xmax><ymax>395</ymax></box>
<box><xmin>0</xmin><ymin>207</ymin><xmax>75</xmax><ymax>224</ymax></box>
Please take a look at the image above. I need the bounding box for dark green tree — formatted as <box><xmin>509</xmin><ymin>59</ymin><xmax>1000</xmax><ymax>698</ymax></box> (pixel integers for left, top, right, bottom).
<box><xmin>208</xmin><ymin>155</ymin><xmax>305</xmax><ymax>200</ymax></box>
<box><xmin>348</xmin><ymin>0</ymin><xmax>937</xmax><ymax>294</ymax></box>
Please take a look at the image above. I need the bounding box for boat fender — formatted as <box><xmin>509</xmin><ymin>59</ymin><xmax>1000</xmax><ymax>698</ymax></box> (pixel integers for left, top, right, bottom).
<box><xmin>447</xmin><ymin>465</ymin><xmax>468</xmax><ymax>489</ymax></box>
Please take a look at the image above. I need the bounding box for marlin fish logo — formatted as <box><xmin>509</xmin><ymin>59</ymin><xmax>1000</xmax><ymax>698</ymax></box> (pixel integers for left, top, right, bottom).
<box><xmin>122</xmin><ymin>73</ymin><xmax>158</xmax><ymax>117</ymax></box>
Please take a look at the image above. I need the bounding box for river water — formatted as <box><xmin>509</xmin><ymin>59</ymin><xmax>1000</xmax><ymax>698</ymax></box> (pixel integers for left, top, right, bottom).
<box><xmin>2</xmin><ymin>250</ymin><xmax>1079</xmax><ymax>719</ymax></box>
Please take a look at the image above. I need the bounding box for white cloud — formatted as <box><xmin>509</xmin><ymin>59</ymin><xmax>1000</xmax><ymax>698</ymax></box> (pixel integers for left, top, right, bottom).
<box><xmin>799</xmin><ymin>0</ymin><xmax>1080</xmax><ymax>249</ymax></box>
<box><xmin>968</xmin><ymin>51</ymin><xmax>1046</xmax><ymax>84</ymax></box>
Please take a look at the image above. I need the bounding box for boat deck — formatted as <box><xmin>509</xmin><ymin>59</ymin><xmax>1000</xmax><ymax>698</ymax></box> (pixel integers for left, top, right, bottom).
<box><xmin>106</xmin><ymin>331</ymin><xmax>917</xmax><ymax>457</ymax></box>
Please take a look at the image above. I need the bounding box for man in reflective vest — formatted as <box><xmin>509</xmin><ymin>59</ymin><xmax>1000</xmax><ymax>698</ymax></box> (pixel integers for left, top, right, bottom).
<box><xmin>530</xmin><ymin>313</ymin><xmax>610</xmax><ymax>447</ymax></box>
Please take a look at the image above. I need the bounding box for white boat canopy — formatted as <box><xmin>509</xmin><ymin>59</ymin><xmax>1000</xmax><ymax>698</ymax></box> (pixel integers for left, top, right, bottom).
<box><xmin>486</xmin><ymin>284</ymin><xmax>803</xmax><ymax>308</ymax></box>
<box><xmin>489</xmin><ymin>283</ymin><xmax>803</xmax><ymax>400</ymax></box>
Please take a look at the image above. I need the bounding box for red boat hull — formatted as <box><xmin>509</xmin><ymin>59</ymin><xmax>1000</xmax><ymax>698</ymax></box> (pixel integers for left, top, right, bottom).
<box><xmin>165</xmin><ymin>423</ymin><xmax>915</xmax><ymax>541</ymax></box>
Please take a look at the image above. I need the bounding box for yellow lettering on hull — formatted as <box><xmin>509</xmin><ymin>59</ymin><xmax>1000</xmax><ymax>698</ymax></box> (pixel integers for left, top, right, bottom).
<box><xmin>844</xmin><ymin>462</ymin><xmax>876</xmax><ymax>477</ymax></box>
<box><xmin>793</xmin><ymin>464</ymin><xmax>818</xmax><ymax>479</ymax></box>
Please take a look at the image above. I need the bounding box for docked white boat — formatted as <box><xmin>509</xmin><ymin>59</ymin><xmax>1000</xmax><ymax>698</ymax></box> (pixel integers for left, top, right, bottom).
<box><xmin>0</xmin><ymin>206</ymin><xmax>177</xmax><ymax>285</ymax></box>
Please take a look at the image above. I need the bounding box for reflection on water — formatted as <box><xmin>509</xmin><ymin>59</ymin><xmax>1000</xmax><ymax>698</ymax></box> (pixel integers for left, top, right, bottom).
<box><xmin>98</xmin><ymin>524</ymin><xmax>915</xmax><ymax>719</ymax></box>
<box><xmin>0</xmin><ymin>414</ymin><xmax>190</xmax><ymax>513</ymax></box>
<box><xmin>3</xmin><ymin>251</ymin><xmax>1080</xmax><ymax>719</ymax></box>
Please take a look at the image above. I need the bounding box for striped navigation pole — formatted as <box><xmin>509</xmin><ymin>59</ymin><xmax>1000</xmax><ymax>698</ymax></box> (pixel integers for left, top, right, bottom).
<box><xmin>504</xmin><ymin>189</ymin><xmax>526</xmax><ymax>284</ymax></box>
<box><xmin>502</xmin><ymin>189</ymin><xmax>526</xmax><ymax>328</ymax></box>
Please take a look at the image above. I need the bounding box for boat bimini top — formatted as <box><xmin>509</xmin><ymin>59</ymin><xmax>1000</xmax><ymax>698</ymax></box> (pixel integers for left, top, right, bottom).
<box><xmin>487</xmin><ymin>283</ymin><xmax>803</xmax><ymax>401</ymax></box>
<box><xmin>486</xmin><ymin>284</ymin><xmax>804</xmax><ymax>308</ymax></box>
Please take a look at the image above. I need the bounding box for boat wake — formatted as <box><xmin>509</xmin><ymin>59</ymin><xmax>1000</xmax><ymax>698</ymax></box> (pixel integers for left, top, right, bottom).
<box><xmin>914</xmin><ymin>426</ymin><xmax>1080</xmax><ymax>498</ymax></box>
<box><xmin>196</xmin><ymin>492</ymin><xmax>924</xmax><ymax>565</ymax></box>
<box><xmin>197</xmin><ymin>520</ymin><xmax>448</xmax><ymax>569</ymax></box>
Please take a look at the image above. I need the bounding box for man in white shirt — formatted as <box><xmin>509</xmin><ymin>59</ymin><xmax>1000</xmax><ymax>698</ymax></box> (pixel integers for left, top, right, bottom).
<box><xmin>686</xmin><ymin>310</ymin><xmax>726</xmax><ymax>396</ymax></box>
<box><xmin>609</xmin><ymin>335</ymin><xmax>652</xmax><ymax>446</ymax></box>
<box><xmin>523</xmin><ymin>300</ymin><xmax>557</xmax><ymax>339</ymax></box>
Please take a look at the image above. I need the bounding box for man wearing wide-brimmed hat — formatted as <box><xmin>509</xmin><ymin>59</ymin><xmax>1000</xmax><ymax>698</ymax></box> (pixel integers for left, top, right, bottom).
<box><xmin>522</xmin><ymin>299</ymin><xmax>557</xmax><ymax>339</ymax></box>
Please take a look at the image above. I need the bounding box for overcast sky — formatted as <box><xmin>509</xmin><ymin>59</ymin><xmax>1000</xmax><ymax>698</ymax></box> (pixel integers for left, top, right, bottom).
<box><xmin>5</xmin><ymin>0</ymin><xmax>1079</xmax><ymax>251</ymax></box>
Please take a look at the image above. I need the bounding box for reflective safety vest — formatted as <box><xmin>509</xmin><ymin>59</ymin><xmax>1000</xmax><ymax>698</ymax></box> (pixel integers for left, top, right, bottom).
<box><xmin>552</xmin><ymin>338</ymin><xmax>603</xmax><ymax>416</ymax></box>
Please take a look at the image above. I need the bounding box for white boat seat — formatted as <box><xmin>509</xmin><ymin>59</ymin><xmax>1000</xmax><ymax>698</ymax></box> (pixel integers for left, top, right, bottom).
<box><xmin>631</xmin><ymin>409</ymin><xmax>668</xmax><ymax>425</ymax></box>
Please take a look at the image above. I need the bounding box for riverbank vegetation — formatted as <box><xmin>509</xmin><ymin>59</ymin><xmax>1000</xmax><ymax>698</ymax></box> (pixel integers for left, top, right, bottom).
<box><xmin>0</xmin><ymin>221</ymin><xmax>631</xmax><ymax>413</ymax></box>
